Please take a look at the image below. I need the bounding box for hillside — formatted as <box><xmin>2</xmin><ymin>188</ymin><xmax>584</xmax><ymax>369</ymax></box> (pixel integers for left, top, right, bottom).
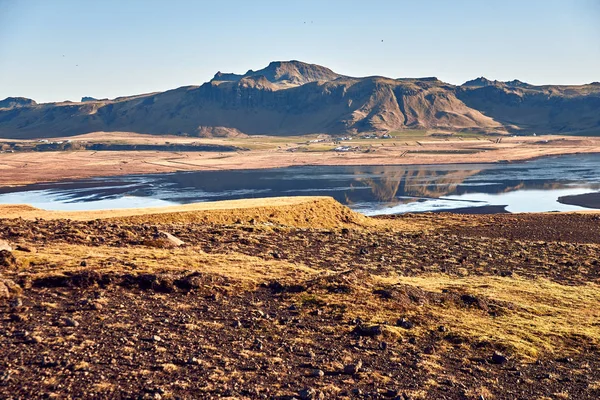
<box><xmin>0</xmin><ymin>61</ymin><xmax>599</xmax><ymax>139</ymax></box>
<box><xmin>1</xmin><ymin>198</ymin><xmax>600</xmax><ymax>398</ymax></box>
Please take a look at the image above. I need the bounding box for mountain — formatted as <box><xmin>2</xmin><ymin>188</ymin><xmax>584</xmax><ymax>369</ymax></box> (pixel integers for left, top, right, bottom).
<box><xmin>0</xmin><ymin>61</ymin><xmax>599</xmax><ymax>139</ymax></box>
<box><xmin>0</xmin><ymin>97</ymin><xmax>37</xmax><ymax>109</ymax></box>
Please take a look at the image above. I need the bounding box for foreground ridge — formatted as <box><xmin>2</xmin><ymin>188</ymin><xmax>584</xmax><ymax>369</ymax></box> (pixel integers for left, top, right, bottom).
<box><xmin>1</xmin><ymin>197</ymin><xmax>599</xmax><ymax>399</ymax></box>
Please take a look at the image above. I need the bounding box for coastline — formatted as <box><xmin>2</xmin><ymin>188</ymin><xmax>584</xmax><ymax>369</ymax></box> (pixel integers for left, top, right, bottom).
<box><xmin>1</xmin><ymin>134</ymin><xmax>600</xmax><ymax>188</ymax></box>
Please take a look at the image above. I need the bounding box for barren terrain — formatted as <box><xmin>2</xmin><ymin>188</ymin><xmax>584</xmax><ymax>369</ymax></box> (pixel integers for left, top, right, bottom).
<box><xmin>1</xmin><ymin>132</ymin><xmax>600</xmax><ymax>187</ymax></box>
<box><xmin>1</xmin><ymin>197</ymin><xmax>600</xmax><ymax>399</ymax></box>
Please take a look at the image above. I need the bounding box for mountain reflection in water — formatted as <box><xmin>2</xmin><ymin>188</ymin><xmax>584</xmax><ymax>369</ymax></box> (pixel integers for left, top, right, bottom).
<box><xmin>0</xmin><ymin>154</ymin><xmax>599</xmax><ymax>214</ymax></box>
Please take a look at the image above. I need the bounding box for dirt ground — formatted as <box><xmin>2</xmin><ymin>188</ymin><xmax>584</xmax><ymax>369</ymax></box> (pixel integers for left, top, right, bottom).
<box><xmin>1</xmin><ymin>132</ymin><xmax>599</xmax><ymax>187</ymax></box>
<box><xmin>1</xmin><ymin>197</ymin><xmax>599</xmax><ymax>399</ymax></box>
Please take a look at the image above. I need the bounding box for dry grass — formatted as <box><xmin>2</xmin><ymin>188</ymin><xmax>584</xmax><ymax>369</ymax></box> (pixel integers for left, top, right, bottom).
<box><xmin>376</xmin><ymin>274</ymin><xmax>600</xmax><ymax>357</ymax></box>
<box><xmin>0</xmin><ymin>196</ymin><xmax>371</xmax><ymax>229</ymax></box>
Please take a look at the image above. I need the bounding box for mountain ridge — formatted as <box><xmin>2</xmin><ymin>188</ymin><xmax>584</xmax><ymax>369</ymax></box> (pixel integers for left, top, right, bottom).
<box><xmin>1</xmin><ymin>61</ymin><xmax>599</xmax><ymax>138</ymax></box>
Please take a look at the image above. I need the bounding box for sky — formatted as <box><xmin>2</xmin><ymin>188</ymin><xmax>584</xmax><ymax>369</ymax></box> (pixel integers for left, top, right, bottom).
<box><xmin>0</xmin><ymin>0</ymin><xmax>599</xmax><ymax>103</ymax></box>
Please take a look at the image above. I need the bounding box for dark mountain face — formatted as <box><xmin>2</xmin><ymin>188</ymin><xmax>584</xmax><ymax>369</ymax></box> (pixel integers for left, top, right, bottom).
<box><xmin>0</xmin><ymin>61</ymin><xmax>599</xmax><ymax>139</ymax></box>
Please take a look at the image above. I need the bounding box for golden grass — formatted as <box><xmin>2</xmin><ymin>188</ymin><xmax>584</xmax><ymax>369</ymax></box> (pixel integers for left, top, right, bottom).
<box><xmin>378</xmin><ymin>274</ymin><xmax>600</xmax><ymax>357</ymax></box>
<box><xmin>0</xmin><ymin>196</ymin><xmax>371</xmax><ymax>229</ymax></box>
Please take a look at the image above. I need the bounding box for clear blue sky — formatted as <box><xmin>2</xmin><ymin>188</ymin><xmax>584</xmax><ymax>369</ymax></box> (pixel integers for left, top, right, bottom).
<box><xmin>1</xmin><ymin>0</ymin><xmax>598</xmax><ymax>103</ymax></box>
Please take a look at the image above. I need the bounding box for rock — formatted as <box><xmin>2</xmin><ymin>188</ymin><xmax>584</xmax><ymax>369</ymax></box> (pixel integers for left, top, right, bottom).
<box><xmin>0</xmin><ymin>240</ymin><xmax>12</xmax><ymax>252</ymax></box>
<box><xmin>379</xmin><ymin>341</ymin><xmax>388</xmax><ymax>350</ymax></box>
<box><xmin>438</xmin><ymin>325</ymin><xmax>447</xmax><ymax>332</ymax></box>
<box><xmin>187</xmin><ymin>357</ymin><xmax>201</xmax><ymax>365</ymax></box>
<box><xmin>232</xmin><ymin>320</ymin><xmax>242</xmax><ymax>328</ymax></box>
<box><xmin>9</xmin><ymin>313</ymin><xmax>28</xmax><ymax>322</ymax></box>
<box><xmin>15</xmin><ymin>245</ymin><xmax>33</xmax><ymax>253</ymax></box>
<box><xmin>556</xmin><ymin>357</ymin><xmax>573</xmax><ymax>363</ymax></box>
<box><xmin>40</xmin><ymin>356</ymin><xmax>58</xmax><ymax>368</ymax></box>
<box><xmin>491</xmin><ymin>352</ymin><xmax>508</xmax><ymax>365</ymax></box>
<box><xmin>9</xmin><ymin>297</ymin><xmax>23</xmax><ymax>308</ymax></box>
<box><xmin>64</xmin><ymin>318</ymin><xmax>80</xmax><ymax>327</ymax></box>
<box><xmin>80</xmin><ymin>261</ymin><xmax>87</xmax><ymax>267</ymax></box>
<box><xmin>359</xmin><ymin>247</ymin><xmax>369</xmax><ymax>256</ymax></box>
<box><xmin>157</xmin><ymin>231</ymin><xmax>185</xmax><ymax>247</ymax></box>
<box><xmin>152</xmin><ymin>335</ymin><xmax>162</xmax><ymax>342</ymax></box>
<box><xmin>299</xmin><ymin>387</ymin><xmax>320</xmax><ymax>400</ymax></box>
<box><xmin>397</xmin><ymin>318</ymin><xmax>414</xmax><ymax>329</ymax></box>
<box><xmin>0</xmin><ymin>281</ymin><xmax>9</xmax><ymax>300</ymax></box>
<box><xmin>0</xmin><ymin>250</ymin><xmax>16</xmax><ymax>267</ymax></box>
<box><xmin>423</xmin><ymin>345</ymin><xmax>436</xmax><ymax>355</ymax></box>
<box><xmin>353</xmin><ymin>324</ymin><xmax>383</xmax><ymax>337</ymax></box>
<box><xmin>310</xmin><ymin>369</ymin><xmax>324</xmax><ymax>378</ymax></box>
<box><xmin>344</xmin><ymin>360</ymin><xmax>362</xmax><ymax>375</ymax></box>
<box><xmin>0</xmin><ymin>279</ymin><xmax>21</xmax><ymax>300</ymax></box>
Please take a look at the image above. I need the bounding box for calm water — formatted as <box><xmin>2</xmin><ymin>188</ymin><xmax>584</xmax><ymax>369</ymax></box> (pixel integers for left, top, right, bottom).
<box><xmin>1</xmin><ymin>154</ymin><xmax>600</xmax><ymax>215</ymax></box>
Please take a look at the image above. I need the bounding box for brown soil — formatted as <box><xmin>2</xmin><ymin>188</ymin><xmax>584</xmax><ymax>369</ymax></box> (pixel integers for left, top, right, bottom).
<box><xmin>1</xmin><ymin>198</ymin><xmax>599</xmax><ymax>399</ymax></box>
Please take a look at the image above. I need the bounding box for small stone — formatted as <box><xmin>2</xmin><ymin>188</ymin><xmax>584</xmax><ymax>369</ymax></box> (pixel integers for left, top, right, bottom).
<box><xmin>359</xmin><ymin>247</ymin><xmax>369</xmax><ymax>256</ymax></box>
<box><xmin>9</xmin><ymin>313</ymin><xmax>28</xmax><ymax>322</ymax></box>
<box><xmin>9</xmin><ymin>297</ymin><xmax>23</xmax><ymax>308</ymax></box>
<box><xmin>397</xmin><ymin>318</ymin><xmax>414</xmax><ymax>329</ymax></box>
<box><xmin>40</xmin><ymin>356</ymin><xmax>58</xmax><ymax>368</ymax></box>
<box><xmin>152</xmin><ymin>335</ymin><xmax>162</xmax><ymax>342</ymax></box>
<box><xmin>438</xmin><ymin>325</ymin><xmax>447</xmax><ymax>332</ymax></box>
<box><xmin>187</xmin><ymin>357</ymin><xmax>201</xmax><ymax>365</ymax></box>
<box><xmin>232</xmin><ymin>320</ymin><xmax>242</xmax><ymax>328</ymax></box>
<box><xmin>491</xmin><ymin>352</ymin><xmax>508</xmax><ymax>365</ymax></box>
<box><xmin>28</xmin><ymin>335</ymin><xmax>43</xmax><ymax>344</ymax></box>
<box><xmin>379</xmin><ymin>341</ymin><xmax>388</xmax><ymax>350</ymax></box>
<box><xmin>80</xmin><ymin>261</ymin><xmax>87</xmax><ymax>267</ymax></box>
<box><xmin>299</xmin><ymin>387</ymin><xmax>316</xmax><ymax>400</ymax></box>
<box><xmin>353</xmin><ymin>324</ymin><xmax>383</xmax><ymax>337</ymax></box>
<box><xmin>310</xmin><ymin>369</ymin><xmax>325</xmax><ymax>378</ymax></box>
<box><xmin>344</xmin><ymin>360</ymin><xmax>362</xmax><ymax>375</ymax></box>
<box><xmin>556</xmin><ymin>357</ymin><xmax>573</xmax><ymax>363</ymax></box>
<box><xmin>423</xmin><ymin>345</ymin><xmax>436</xmax><ymax>355</ymax></box>
<box><xmin>64</xmin><ymin>318</ymin><xmax>80</xmax><ymax>327</ymax></box>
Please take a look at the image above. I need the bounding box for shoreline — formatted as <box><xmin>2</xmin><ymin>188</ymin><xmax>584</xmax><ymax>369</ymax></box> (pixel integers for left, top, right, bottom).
<box><xmin>2</xmin><ymin>132</ymin><xmax>600</xmax><ymax>188</ymax></box>
<box><xmin>558</xmin><ymin>191</ymin><xmax>600</xmax><ymax>210</ymax></box>
<box><xmin>1</xmin><ymin>147</ymin><xmax>599</xmax><ymax>189</ymax></box>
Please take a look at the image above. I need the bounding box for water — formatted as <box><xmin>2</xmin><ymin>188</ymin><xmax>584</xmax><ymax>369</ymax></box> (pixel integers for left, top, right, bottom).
<box><xmin>1</xmin><ymin>154</ymin><xmax>600</xmax><ymax>215</ymax></box>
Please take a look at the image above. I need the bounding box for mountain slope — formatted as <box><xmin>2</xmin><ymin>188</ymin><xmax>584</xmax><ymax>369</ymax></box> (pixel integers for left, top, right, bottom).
<box><xmin>0</xmin><ymin>61</ymin><xmax>598</xmax><ymax>139</ymax></box>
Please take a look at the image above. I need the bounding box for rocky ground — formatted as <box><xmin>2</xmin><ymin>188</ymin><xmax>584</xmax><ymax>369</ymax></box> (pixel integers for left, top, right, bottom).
<box><xmin>1</xmin><ymin>208</ymin><xmax>600</xmax><ymax>399</ymax></box>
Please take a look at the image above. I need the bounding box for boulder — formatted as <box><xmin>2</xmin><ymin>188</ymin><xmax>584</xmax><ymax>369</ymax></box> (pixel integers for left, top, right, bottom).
<box><xmin>0</xmin><ymin>240</ymin><xmax>12</xmax><ymax>252</ymax></box>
